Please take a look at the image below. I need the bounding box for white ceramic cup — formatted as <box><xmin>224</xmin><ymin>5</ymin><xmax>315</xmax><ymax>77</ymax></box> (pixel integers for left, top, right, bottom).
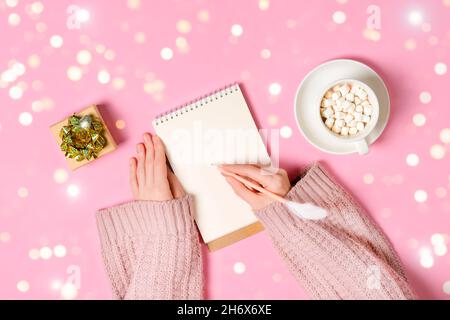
<box><xmin>318</xmin><ymin>79</ymin><xmax>380</xmax><ymax>155</ymax></box>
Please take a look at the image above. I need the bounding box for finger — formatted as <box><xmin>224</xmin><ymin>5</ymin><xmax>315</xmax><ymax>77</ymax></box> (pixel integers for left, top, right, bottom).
<box><xmin>129</xmin><ymin>157</ymin><xmax>139</xmax><ymax>198</ymax></box>
<box><xmin>152</xmin><ymin>135</ymin><xmax>168</xmax><ymax>182</ymax></box>
<box><xmin>168</xmin><ymin>171</ymin><xmax>185</xmax><ymax>198</ymax></box>
<box><xmin>143</xmin><ymin>133</ymin><xmax>154</xmax><ymax>183</ymax></box>
<box><xmin>220</xmin><ymin>164</ymin><xmax>273</xmax><ymax>187</ymax></box>
<box><xmin>224</xmin><ymin>175</ymin><xmax>262</xmax><ymax>207</ymax></box>
<box><xmin>136</xmin><ymin>143</ymin><xmax>146</xmax><ymax>186</ymax></box>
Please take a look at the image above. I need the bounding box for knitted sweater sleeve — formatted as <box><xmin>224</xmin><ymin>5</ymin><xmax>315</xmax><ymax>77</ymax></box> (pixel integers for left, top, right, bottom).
<box><xmin>96</xmin><ymin>195</ymin><xmax>203</xmax><ymax>300</ymax></box>
<box><xmin>254</xmin><ymin>163</ymin><xmax>416</xmax><ymax>300</ymax></box>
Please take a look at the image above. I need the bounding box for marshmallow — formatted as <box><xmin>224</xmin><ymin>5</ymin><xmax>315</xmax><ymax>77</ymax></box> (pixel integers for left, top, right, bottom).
<box><xmin>324</xmin><ymin>90</ymin><xmax>333</xmax><ymax>99</ymax></box>
<box><xmin>332</xmin><ymin>85</ymin><xmax>341</xmax><ymax>92</ymax></box>
<box><xmin>356</xmin><ymin>89</ymin><xmax>368</xmax><ymax>99</ymax></box>
<box><xmin>325</xmin><ymin>117</ymin><xmax>334</xmax><ymax>128</ymax></box>
<box><xmin>339</xmin><ymin>85</ymin><xmax>350</xmax><ymax>96</ymax></box>
<box><xmin>355</xmin><ymin>104</ymin><xmax>363</xmax><ymax>113</ymax></box>
<box><xmin>323</xmin><ymin>98</ymin><xmax>333</xmax><ymax>108</ymax></box>
<box><xmin>344</xmin><ymin>114</ymin><xmax>354</xmax><ymax>123</ymax></box>
<box><xmin>341</xmin><ymin>126</ymin><xmax>349</xmax><ymax>136</ymax></box>
<box><xmin>335</xmin><ymin>119</ymin><xmax>345</xmax><ymax>127</ymax></box>
<box><xmin>322</xmin><ymin>107</ymin><xmax>334</xmax><ymax>118</ymax></box>
<box><xmin>332</xmin><ymin>124</ymin><xmax>341</xmax><ymax>134</ymax></box>
<box><xmin>351</xmin><ymin>85</ymin><xmax>360</xmax><ymax>94</ymax></box>
<box><xmin>343</xmin><ymin>102</ymin><xmax>355</xmax><ymax>112</ymax></box>
<box><xmin>331</xmin><ymin>91</ymin><xmax>341</xmax><ymax>100</ymax></box>
<box><xmin>354</xmin><ymin>112</ymin><xmax>363</xmax><ymax>121</ymax></box>
<box><xmin>346</xmin><ymin>103</ymin><xmax>356</xmax><ymax>113</ymax></box>
<box><xmin>363</xmin><ymin>105</ymin><xmax>373</xmax><ymax>115</ymax></box>
<box><xmin>334</xmin><ymin>111</ymin><xmax>346</xmax><ymax>120</ymax></box>
<box><xmin>362</xmin><ymin>115</ymin><xmax>371</xmax><ymax>123</ymax></box>
<box><xmin>345</xmin><ymin>93</ymin><xmax>355</xmax><ymax>102</ymax></box>
<box><xmin>348</xmin><ymin>120</ymin><xmax>357</xmax><ymax>128</ymax></box>
<box><xmin>349</xmin><ymin>127</ymin><xmax>358</xmax><ymax>135</ymax></box>
<box><xmin>356</xmin><ymin>121</ymin><xmax>365</xmax><ymax>131</ymax></box>
<box><xmin>332</xmin><ymin>104</ymin><xmax>343</xmax><ymax>112</ymax></box>
<box><xmin>361</xmin><ymin>100</ymin><xmax>370</xmax><ymax>107</ymax></box>
<box><xmin>341</xmin><ymin>100</ymin><xmax>351</xmax><ymax>110</ymax></box>
<box><xmin>354</xmin><ymin>96</ymin><xmax>361</xmax><ymax>105</ymax></box>
<box><xmin>335</xmin><ymin>96</ymin><xmax>345</xmax><ymax>107</ymax></box>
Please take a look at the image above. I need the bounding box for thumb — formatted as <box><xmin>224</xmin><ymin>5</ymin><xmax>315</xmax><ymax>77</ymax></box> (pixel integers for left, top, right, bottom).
<box><xmin>224</xmin><ymin>175</ymin><xmax>262</xmax><ymax>209</ymax></box>
<box><xmin>167</xmin><ymin>171</ymin><xmax>185</xmax><ymax>198</ymax></box>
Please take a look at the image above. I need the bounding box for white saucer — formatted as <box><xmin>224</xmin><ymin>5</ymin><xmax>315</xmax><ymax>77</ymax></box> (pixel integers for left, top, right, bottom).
<box><xmin>294</xmin><ymin>59</ymin><xmax>390</xmax><ymax>154</ymax></box>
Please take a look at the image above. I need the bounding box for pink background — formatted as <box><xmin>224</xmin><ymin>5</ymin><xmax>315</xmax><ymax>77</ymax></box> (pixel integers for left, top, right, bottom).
<box><xmin>1</xmin><ymin>0</ymin><xmax>449</xmax><ymax>299</ymax></box>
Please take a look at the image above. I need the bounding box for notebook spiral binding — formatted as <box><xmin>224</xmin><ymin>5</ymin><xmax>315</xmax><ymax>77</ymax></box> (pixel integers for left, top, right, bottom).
<box><xmin>153</xmin><ymin>83</ymin><xmax>240</xmax><ymax>126</ymax></box>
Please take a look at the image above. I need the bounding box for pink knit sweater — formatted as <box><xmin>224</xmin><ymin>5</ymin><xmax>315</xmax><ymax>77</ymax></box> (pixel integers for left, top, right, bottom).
<box><xmin>96</xmin><ymin>163</ymin><xmax>416</xmax><ymax>300</ymax></box>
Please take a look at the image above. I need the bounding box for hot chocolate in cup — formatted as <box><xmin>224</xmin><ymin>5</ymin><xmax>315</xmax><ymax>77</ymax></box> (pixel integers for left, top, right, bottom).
<box><xmin>318</xmin><ymin>79</ymin><xmax>380</xmax><ymax>155</ymax></box>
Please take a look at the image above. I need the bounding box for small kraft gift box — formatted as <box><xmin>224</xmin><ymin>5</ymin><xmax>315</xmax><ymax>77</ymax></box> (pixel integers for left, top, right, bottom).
<box><xmin>50</xmin><ymin>105</ymin><xmax>117</xmax><ymax>170</ymax></box>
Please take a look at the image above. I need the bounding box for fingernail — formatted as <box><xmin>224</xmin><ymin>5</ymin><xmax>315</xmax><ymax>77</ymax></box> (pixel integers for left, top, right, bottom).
<box><xmin>143</xmin><ymin>133</ymin><xmax>151</xmax><ymax>143</ymax></box>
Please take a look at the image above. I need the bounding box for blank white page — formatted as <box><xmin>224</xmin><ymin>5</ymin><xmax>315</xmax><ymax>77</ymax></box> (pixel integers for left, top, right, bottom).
<box><xmin>153</xmin><ymin>84</ymin><xmax>271</xmax><ymax>244</ymax></box>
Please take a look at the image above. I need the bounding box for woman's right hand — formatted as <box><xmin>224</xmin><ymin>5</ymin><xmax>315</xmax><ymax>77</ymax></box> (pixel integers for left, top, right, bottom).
<box><xmin>220</xmin><ymin>164</ymin><xmax>291</xmax><ymax>210</ymax></box>
<box><xmin>129</xmin><ymin>133</ymin><xmax>185</xmax><ymax>201</ymax></box>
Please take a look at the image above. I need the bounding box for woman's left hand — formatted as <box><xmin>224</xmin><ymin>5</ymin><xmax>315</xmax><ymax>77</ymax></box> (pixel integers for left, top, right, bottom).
<box><xmin>129</xmin><ymin>133</ymin><xmax>185</xmax><ymax>201</ymax></box>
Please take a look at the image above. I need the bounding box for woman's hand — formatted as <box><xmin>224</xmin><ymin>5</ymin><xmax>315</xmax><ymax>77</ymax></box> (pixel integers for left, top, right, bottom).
<box><xmin>130</xmin><ymin>133</ymin><xmax>185</xmax><ymax>201</ymax></box>
<box><xmin>220</xmin><ymin>164</ymin><xmax>291</xmax><ymax>210</ymax></box>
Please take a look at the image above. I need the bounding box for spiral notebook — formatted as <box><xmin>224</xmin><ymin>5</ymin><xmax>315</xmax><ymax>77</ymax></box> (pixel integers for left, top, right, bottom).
<box><xmin>153</xmin><ymin>84</ymin><xmax>271</xmax><ymax>251</ymax></box>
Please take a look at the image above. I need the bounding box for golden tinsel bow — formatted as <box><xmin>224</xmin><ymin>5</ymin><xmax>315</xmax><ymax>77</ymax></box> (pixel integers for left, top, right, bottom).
<box><xmin>59</xmin><ymin>114</ymin><xmax>107</xmax><ymax>161</ymax></box>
